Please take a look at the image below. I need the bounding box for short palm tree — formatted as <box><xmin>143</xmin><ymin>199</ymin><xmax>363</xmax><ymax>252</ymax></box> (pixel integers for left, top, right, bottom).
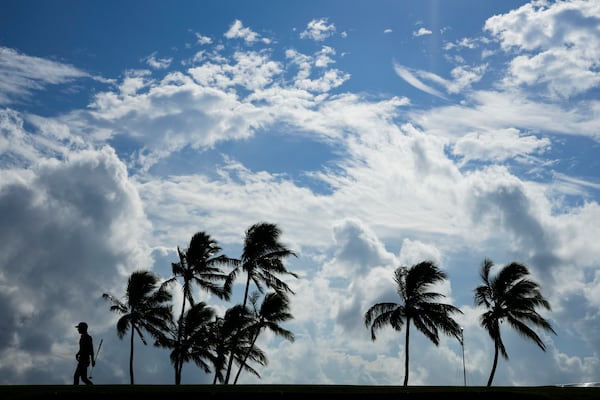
<box><xmin>210</xmin><ymin>305</ymin><xmax>267</xmax><ymax>384</ymax></box>
<box><xmin>102</xmin><ymin>270</ymin><xmax>173</xmax><ymax>384</ymax></box>
<box><xmin>208</xmin><ymin>317</ymin><xmax>227</xmax><ymax>384</ymax></box>
<box><xmin>161</xmin><ymin>231</ymin><xmax>237</xmax><ymax>384</ymax></box>
<box><xmin>155</xmin><ymin>302</ymin><xmax>217</xmax><ymax>383</ymax></box>
<box><xmin>223</xmin><ymin>222</ymin><xmax>297</xmax><ymax>384</ymax></box>
<box><xmin>364</xmin><ymin>261</ymin><xmax>463</xmax><ymax>386</ymax></box>
<box><xmin>474</xmin><ymin>258</ymin><xmax>556</xmax><ymax>386</ymax></box>
<box><xmin>233</xmin><ymin>291</ymin><xmax>295</xmax><ymax>384</ymax></box>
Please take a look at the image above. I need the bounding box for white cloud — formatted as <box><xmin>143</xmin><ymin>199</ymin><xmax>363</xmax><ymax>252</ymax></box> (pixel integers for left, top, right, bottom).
<box><xmin>485</xmin><ymin>0</ymin><xmax>600</xmax><ymax>99</ymax></box>
<box><xmin>397</xmin><ymin>238</ymin><xmax>442</xmax><ymax>266</ymax></box>
<box><xmin>448</xmin><ymin>64</ymin><xmax>487</xmax><ymax>93</ymax></box>
<box><xmin>300</xmin><ymin>18</ymin><xmax>336</xmax><ymax>41</ymax></box>
<box><xmin>224</xmin><ymin>19</ymin><xmax>271</xmax><ymax>45</ymax></box>
<box><xmin>393</xmin><ymin>63</ymin><xmax>447</xmax><ymax>99</ymax></box>
<box><xmin>321</xmin><ymin>218</ymin><xmax>397</xmax><ymax>279</ymax></box>
<box><xmin>143</xmin><ymin>53</ymin><xmax>172</xmax><ymax>70</ymax></box>
<box><xmin>0</xmin><ymin>109</ymin><xmax>88</xmax><ymax>168</ymax></box>
<box><xmin>413</xmin><ymin>27</ymin><xmax>432</xmax><ymax>37</ymax></box>
<box><xmin>195</xmin><ymin>33</ymin><xmax>213</xmax><ymax>45</ymax></box>
<box><xmin>314</xmin><ymin>46</ymin><xmax>336</xmax><ymax>68</ymax></box>
<box><xmin>410</xmin><ymin>90</ymin><xmax>600</xmax><ymax>142</ymax></box>
<box><xmin>0</xmin><ymin>47</ymin><xmax>90</xmax><ymax>105</ymax></box>
<box><xmin>453</xmin><ymin>127</ymin><xmax>551</xmax><ymax>163</ymax></box>
<box><xmin>444</xmin><ymin>37</ymin><xmax>478</xmax><ymax>51</ymax></box>
<box><xmin>0</xmin><ymin>146</ymin><xmax>154</xmax><ymax>384</ymax></box>
<box><xmin>393</xmin><ymin>63</ymin><xmax>486</xmax><ymax>97</ymax></box>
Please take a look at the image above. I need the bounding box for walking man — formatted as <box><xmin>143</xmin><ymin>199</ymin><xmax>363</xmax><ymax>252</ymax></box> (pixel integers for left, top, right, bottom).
<box><xmin>74</xmin><ymin>322</ymin><xmax>95</xmax><ymax>385</ymax></box>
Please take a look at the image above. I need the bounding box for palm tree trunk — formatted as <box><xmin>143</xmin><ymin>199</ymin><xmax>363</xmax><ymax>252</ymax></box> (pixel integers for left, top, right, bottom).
<box><xmin>224</xmin><ymin>273</ymin><xmax>252</xmax><ymax>384</ymax></box>
<box><xmin>403</xmin><ymin>318</ymin><xmax>410</xmax><ymax>386</ymax></box>
<box><xmin>129</xmin><ymin>325</ymin><xmax>135</xmax><ymax>385</ymax></box>
<box><xmin>176</xmin><ymin>354</ymin><xmax>183</xmax><ymax>385</ymax></box>
<box><xmin>233</xmin><ymin>325</ymin><xmax>260</xmax><ymax>384</ymax></box>
<box><xmin>487</xmin><ymin>342</ymin><xmax>500</xmax><ymax>387</ymax></box>
<box><xmin>175</xmin><ymin>250</ymin><xmax>188</xmax><ymax>385</ymax></box>
<box><xmin>175</xmin><ymin>288</ymin><xmax>188</xmax><ymax>385</ymax></box>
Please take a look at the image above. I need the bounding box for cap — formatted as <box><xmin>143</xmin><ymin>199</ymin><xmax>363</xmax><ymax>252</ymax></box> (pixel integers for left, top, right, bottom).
<box><xmin>75</xmin><ymin>322</ymin><xmax>88</xmax><ymax>329</ymax></box>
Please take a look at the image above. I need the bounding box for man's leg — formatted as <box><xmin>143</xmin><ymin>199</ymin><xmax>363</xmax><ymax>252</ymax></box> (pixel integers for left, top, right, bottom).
<box><xmin>73</xmin><ymin>364</ymin><xmax>83</xmax><ymax>385</ymax></box>
<box><xmin>80</xmin><ymin>362</ymin><xmax>93</xmax><ymax>385</ymax></box>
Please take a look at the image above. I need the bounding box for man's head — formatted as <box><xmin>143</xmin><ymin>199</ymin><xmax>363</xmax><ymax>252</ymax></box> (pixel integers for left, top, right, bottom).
<box><xmin>75</xmin><ymin>322</ymin><xmax>88</xmax><ymax>332</ymax></box>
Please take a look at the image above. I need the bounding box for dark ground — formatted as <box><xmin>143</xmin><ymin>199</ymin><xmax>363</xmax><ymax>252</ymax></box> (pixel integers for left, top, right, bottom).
<box><xmin>1</xmin><ymin>385</ymin><xmax>599</xmax><ymax>400</ymax></box>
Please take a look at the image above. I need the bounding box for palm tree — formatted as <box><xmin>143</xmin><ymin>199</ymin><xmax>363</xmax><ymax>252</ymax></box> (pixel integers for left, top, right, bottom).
<box><xmin>155</xmin><ymin>302</ymin><xmax>217</xmax><ymax>383</ymax></box>
<box><xmin>209</xmin><ymin>305</ymin><xmax>267</xmax><ymax>384</ymax></box>
<box><xmin>233</xmin><ymin>291</ymin><xmax>295</xmax><ymax>384</ymax></box>
<box><xmin>474</xmin><ymin>258</ymin><xmax>556</xmax><ymax>386</ymax></box>
<box><xmin>207</xmin><ymin>316</ymin><xmax>228</xmax><ymax>384</ymax></box>
<box><xmin>162</xmin><ymin>231</ymin><xmax>237</xmax><ymax>384</ymax></box>
<box><xmin>223</xmin><ymin>222</ymin><xmax>297</xmax><ymax>384</ymax></box>
<box><xmin>102</xmin><ymin>270</ymin><xmax>173</xmax><ymax>384</ymax></box>
<box><xmin>364</xmin><ymin>261</ymin><xmax>463</xmax><ymax>386</ymax></box>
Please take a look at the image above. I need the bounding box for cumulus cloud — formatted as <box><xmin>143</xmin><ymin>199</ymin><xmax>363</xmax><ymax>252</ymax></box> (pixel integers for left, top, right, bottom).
<box><xmin>322</xmin><ymin>218</ymin><xmax>397</xmax><ymax>279</ymax></box>
<box><xmin>0</xmin><ymin>145</ymin><xmax>154</xmax><ymax>384</ymax></box>
<box><xmin>413</xmin><ymin>27</ymin><xmax>433</xmax><ymax>37</ymax></box>
<box><xmin>300</xmin><ymin>18</ymin><xmax>336</xmax><ymax>41</ymax></box>
<box><xmin>485</xmin><ymin>0</ymin><xmax>600</xmax><ymax>99</ymax></box>
<box><xmin>224</xmin><ymin>19</ymin><xmax>271</xmax><ymax>45</ymax></box>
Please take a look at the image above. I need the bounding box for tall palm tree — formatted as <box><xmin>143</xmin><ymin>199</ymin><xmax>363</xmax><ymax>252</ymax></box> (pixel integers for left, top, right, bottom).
<box><xmin>474</xmin><ymin>258</ymin><xmax>556</xmax><ymax>386</ymax></box>
<box><xmin>102</xmin><ymin>270</ymin><xmax>173</xmax><ymax>384</ymax></box>
<box><xmin>162</xmin><ymin>231</ymin><xmax>237</xmax><ymax>384</ymax></box>
<box><xmin>223</xmin><ymin>222</ymin><xmax>297</xmax><ymax>384</ymax></box>
<box><xmin>364</xmin><ymin>261</ymin><xmax>463</xmax><ymax>386</ymax></box>
<box><xmin>233</xmin><ymin>291</ymin><xmax>295</xmax><ymax>384</ymax></box>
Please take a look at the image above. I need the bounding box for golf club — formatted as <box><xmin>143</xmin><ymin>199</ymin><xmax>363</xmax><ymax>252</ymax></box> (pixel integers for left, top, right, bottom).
<box><xmin>89</xmin><ymin>338</ymin><xmax>103</xmax><ymax>379</ymax></box>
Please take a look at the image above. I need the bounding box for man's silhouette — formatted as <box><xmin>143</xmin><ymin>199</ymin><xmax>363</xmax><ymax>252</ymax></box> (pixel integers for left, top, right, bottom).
<box><xmin>74</xmin><ymin>322</ymin><xmax>95</xmax><ymax>385</ymax></box>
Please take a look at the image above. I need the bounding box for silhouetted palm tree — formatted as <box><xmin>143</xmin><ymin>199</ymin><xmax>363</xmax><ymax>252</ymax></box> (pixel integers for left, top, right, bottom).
<box><xmin>474</xmin><ymin>258</ymin><xmax>556</xmax><ymax>386</ymax></box>
<box><xmin>223</xmin><ymin>222</ymin><xmax>297</xmax><ymax>384</ymax></box>
<box><xmin>233</xmin><ymin>291</ymin><xmax>295</xmax><ymax>384</ymax></box>
<box><xmin>208</xmin><ymin>316</ymin><xmax>228</xmax><ymax>384</ymax></box>
<box><xmin>102</xmin><ymin>270</ymin><xmax>173</xmax><ymax>384</ymax></box>
<box><xmin>364</xmin><ymin>261</ymin><xmax>463</xmax><ymax>386</ymax></box>
<box><xmin>155</xmin><ymin>302</ymin><xmax>216</xmax><ymax>383</ymax></box>
<box><xmin>210</xmin><ymin>304</ymin><xmax>267</xmax><ymax>384</ymax></box>
<box><xmin>162</xmin><ymin>231</ymin><xmax>237</xmax><ymax>384</ymax></box>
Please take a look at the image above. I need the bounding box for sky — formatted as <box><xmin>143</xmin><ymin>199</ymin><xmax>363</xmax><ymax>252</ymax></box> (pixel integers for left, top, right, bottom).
<box><xmin>1</xmin><ymin>0</ymin><xmax>599</xmax><ymax>387</ymax></box>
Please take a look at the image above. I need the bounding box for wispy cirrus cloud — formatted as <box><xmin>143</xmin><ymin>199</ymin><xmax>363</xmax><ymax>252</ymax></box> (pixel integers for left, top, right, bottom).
<box><xmin>0</xmin><ymin>47</ymin><xmax>92</xmax><ymax>105</ymax></box>
<box><xmin>393</xmin><ymin>63</ymin><xmax>447</xmax><ymax>99</ymax></box>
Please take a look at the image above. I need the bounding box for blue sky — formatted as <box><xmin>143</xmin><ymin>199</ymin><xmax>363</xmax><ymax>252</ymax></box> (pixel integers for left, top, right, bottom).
<box><xmin>1</xmin><ymin>0</ymin><xmax>599</xmax><ymax>386</ymax></box>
